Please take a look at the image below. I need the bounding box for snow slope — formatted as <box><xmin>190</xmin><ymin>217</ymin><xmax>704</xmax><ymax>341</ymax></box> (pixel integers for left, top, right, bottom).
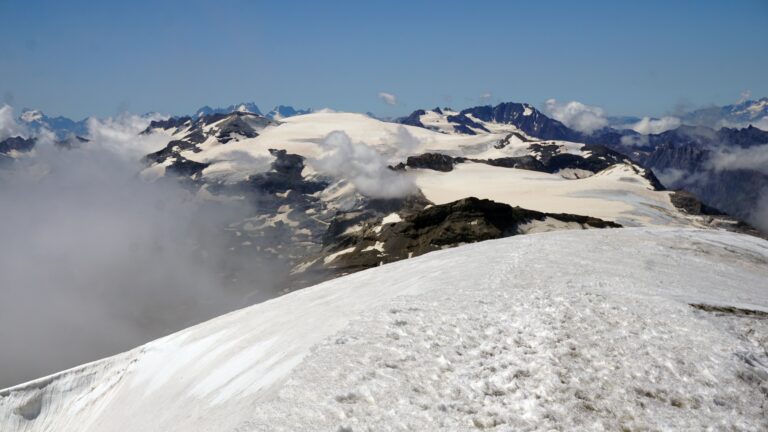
<box><xmin>146</xmin><ymin>111</ymin><xmax>699</xmax><ymax>230</ymax></box>
<box><xmin>165</xmin><ymin>112</ymin><xmax>501</xmax><ymax>171</ymax></box>
<box><xmin>1</xmin><ymin>228</ymin><xmax>767</xmax><ymax>431</ymax></box>
<box><xmin>412</xmin><ymin>162</ymin><xmax>683</xmax><ymax>227</ymax></box>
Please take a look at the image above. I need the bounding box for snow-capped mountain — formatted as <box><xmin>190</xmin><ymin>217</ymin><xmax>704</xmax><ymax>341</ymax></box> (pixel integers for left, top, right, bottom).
<box><xmin>195</xmin><ymin>102</ymin><xmax>263</xmax><ymax>118</ymax></box>
<box><xmin>2</xmin><ymin>97</ymin><xmax>767</xmax><ymax>430</ymax></box>
<box><xmin>400</xmin><ymin>101</ymin><xmax>768</xmax><ymax>233</ymax></box>
<box><xmin>264</xmin><ymin>105</ymin><xmax>312</xmax><ymax>120</ymax></box>
<box><xmin>586</xmin><ymin>125</ymin><xmax>768</xmax><ymax>230</ymax></box>
<box><xmin>193</xmin><ymin>103</ymin><xmax>313</xmax><ymax>120</ymax></box>
<box><xmin>1</xmin><ymin>227</ymin><xmax>766</xmax><ymax>431</ymax></box>
<box><xmin>136</xmin><ymin>107</ymin><xmax>758</xmax><ymax>283</ymax></box>
<box><xmin>681</xmin><ymin>97</ymin><xmax>768</xmax><ymax>129</ymax></box>
<box><xmin>18</xmin><ymin>109</ymin><xmax>88</xmax><ymax>138</ymax></box>
<box><xmin>4</xmin><ymin>100</ymin><xmax>762</xmax><ymax>283</ymax></box>
<box><xmin>0</xmin><ymin>136</ymin><xmax>36</xmax><ymax>165</ymax></box>
<box><xmin>398</xmin><ymin>103</ymin><xmax>574</xmax><ymax>139</ymax></box>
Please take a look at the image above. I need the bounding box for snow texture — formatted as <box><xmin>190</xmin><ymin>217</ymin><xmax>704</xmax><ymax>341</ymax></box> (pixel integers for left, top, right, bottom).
<box><xmin>1</xmin><ymin>228</ymin><xmax>767</xmax><ymax>431</ymax></box>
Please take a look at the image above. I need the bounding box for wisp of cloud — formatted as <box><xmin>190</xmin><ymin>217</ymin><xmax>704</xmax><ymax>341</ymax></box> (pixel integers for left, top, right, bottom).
<box><xmin>312</xmin><ymin>130</ymin><xmax>417</xmax><ymax>199</ymax></box>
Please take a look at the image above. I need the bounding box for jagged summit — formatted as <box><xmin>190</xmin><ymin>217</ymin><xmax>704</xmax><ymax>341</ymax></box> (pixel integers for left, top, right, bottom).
<box><xmin>195</xmin><ymin>102</ymin><xmax>262</xmax><ymax>118</ymax></box>
<box><xmin>192</xmin><ymin>103</ymin><xmax>312</xmax><ymax>120</ymax></box>
<box><xmin>398</xmin><ymin>102</ymin><xmax>574</xmax><ymax>139</ymax></box>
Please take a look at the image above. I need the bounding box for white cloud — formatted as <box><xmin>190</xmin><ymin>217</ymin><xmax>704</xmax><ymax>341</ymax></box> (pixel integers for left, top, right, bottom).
<box><xmin>0</xmin><ymin>105</ymin><xmax>29</xmax><ymax>141</ymax></box>
<box><xmin>738</xmin><ymin>89</ymin><xmax>751</xmax><ymax>104</ymax></box>
<box><xmin>544</xmin><ymin>99</ymin><xmax>608</xmax><ymax>134</ymax></box>
<box><xmin>312</xmin><ymin>130</ymin><xmax>416</xmax><ymax>199</ymax></box>
<box><xmin>752</xmin><ymin>189</ymin><xmax>768</xmax><ymax>233</ymax></box>
<box><xmin>630</xmin><ymin>116</ymin><xmax>681</xmax><ymax>135</ymax></box>
<box><xmin>0</xmin><ymin>135</ymin><xmax>257</xmax><ymax>387</ymax></box>
<box><xmin>85</xmin><ymin>113</ymin><xmax>170</xmax><ymax>160</ymax></box>
<box><xmin>479</xmin><ymin>92</ymin><xmax>493</xmax><ymax>104</ymax></box>
<box><xmin>754</xmin><ymin>116</ymin><xmax>768</xmax><ymax>131</ymax></box>
<box><xmin>654</xmin><ymin>168</ymin><xmax>688</xmax><ymax>187</ymax></box>
<box><xmin>377</xmin><ymin>92</ymin><xmax>397</xmax><ymax>106</ymax></box>
<box><xmin>619</xmin><ymin>134</ymin><xmax>650</xmax><ymax>147</ymax></box>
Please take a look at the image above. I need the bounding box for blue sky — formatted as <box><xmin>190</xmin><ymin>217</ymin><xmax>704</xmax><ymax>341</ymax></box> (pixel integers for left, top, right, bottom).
<box><xmin>0</xmin><ymin>0</ymin><xmax>766</xmax><ymax>119</ymax></box>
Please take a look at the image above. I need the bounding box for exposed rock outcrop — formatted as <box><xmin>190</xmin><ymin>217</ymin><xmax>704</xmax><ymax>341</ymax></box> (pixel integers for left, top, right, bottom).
<box><xmin>312</xmin><ymin>197</ymin><xmax>620</xmax><ymax>274</ymax></box>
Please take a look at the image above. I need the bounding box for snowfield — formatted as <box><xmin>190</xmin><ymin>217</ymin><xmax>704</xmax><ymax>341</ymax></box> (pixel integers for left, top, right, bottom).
<box><xmin>1</xmin><ymin>228</ymin><xmax>767</xmax><ymax>431</ymax></box>
<box><xmin>144</xmin><ymin>111</ymin><xmax>703</xmax><ymax>231</ymax></box>
<box><xmin>412</xmin><ymin>162</ymin><xmax>683</xmax><ymax>227</ymax></box>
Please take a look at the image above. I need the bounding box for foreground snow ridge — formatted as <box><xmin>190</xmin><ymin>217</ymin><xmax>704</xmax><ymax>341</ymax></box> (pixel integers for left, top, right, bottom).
<box><xmin>2</xmin><ymin>228</ymin><xmax>768</xmax><ymax>431</ymax></box>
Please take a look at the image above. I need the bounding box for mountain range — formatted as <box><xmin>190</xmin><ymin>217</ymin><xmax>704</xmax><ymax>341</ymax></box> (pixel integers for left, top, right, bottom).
<box><xmin>1</xmin><ymin>96</ymin><xmax>768</xmax><ymax>430</ymax></box>
<box><xmin>396</xmin><ymin>101</ymin><xmax>768</xmax><ymax>231</ymax></box>
<box><xmin>4</xmin><ymin>97</ymin><xmax>767</xmax><ymax>239</ymax></box>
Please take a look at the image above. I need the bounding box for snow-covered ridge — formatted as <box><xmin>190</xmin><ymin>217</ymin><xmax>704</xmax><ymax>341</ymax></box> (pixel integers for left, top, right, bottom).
<box><xmin>137</xmin><ymin>109</ymin><xmax>752</xmax><ymax>279</ymax></box>
<box><xmin>1</xmin><ymin>228</ymin><xmax>767</xmax><ymax>431</ymax></box>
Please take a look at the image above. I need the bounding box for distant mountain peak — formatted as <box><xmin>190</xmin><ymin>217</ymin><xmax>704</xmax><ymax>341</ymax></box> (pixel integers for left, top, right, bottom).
<box><xmin>192</xmin><ymin>103</ymin><xmax>313</xmax><ymax>120</ymax></box>
<box><xmin>265</xmin><ymin>105</ymin><xmax>312</xmax><ymax>120</ymax></box>
<box><xmin>195</xmin><ymin>102</ymin><xmax>262</xmax><ymax>118</ymax></box>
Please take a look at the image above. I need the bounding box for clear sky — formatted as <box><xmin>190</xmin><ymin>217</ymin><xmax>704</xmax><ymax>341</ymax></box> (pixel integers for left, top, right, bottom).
<box><xmin>1</xmin><ymin>0</ymin><xmax>766</xmax><ymax>119</ymax></box>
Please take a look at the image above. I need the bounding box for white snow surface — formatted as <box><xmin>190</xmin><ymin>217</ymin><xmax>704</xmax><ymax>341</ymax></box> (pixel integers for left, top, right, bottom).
<box><xmin>2</xmin><ymin>228</ymin><xmax>767</xmax><ymax>431</ymax></box>
<box><xmin>413</xmin><ymin>162</ymin><xmax>687</xmax><ymax>227</ymax></box>
<box><xmin>146</xmin><ymin>111</ymin><xmax>697</xmax><ymax>228</ymax></box>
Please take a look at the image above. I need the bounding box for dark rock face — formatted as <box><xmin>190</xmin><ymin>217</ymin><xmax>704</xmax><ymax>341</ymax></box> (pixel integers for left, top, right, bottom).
<box><xmin>398</xmin><ymin>103</ymin><xmax>579</xmax><ymax>140</ymax></box>
<box><xmin>245</xmin><ymin>149</ymin><xmax>327</xmax><ymax>195</ymax></box>
<box><xmin>405</xmin><ymin>153</ymin><xmax>464</xmax><ymax>172</ymax></box>
<box><xmin>445</xmin><ymin>114</ymin><xmax>489</xmax><ymax>134</ymax></box>
<box><xmin>0</xmin><ymin>136</ymin><xmax>36</xmax><ymax>154</ymax></box>
<box><xmin>143</xmin><ymin>112</ymin><xmax>280</xmax><ymax>184</ymax></box>
<box><xmin>670</xmin><ymin>190</ymin><xmax>724</xmax><ymax>216</ymax></box>
<box><xmin>319</xmin><ymin>197</ymin><xmax>620</xmax><ymax>273</ymax></box>
<box><xmin>398</xmin><ymin>109</ymin><xmax>426</xmax><ymax>129</ymax></box>
<box><xmin>141</xmin><ymin>116</ymin><xmax>192</xmax><ymax>134</ymax></box>
<box><xmin>670</xmin><ymin>190</ymin><xmax>765</xmax><ymax>238</ymax></box>
<box><xmin>462</xmin><ymin>103</ymin><xmax>576</xmax><ymax>141</ymax></box>
<box><xmin>147</xmin><ymin>139</ymin><xmax>203</xmax><ymax>162</ymax></box>
<box><xmin>401</xmin><ymin>143</ymin><xmax>665</xmax><ymax>189</ymax></box>
<box><xmin>167</xmin><ymin>159</ymin><xmax>209</xmax><ymax>178</ymax></box>
<box><xmin>483</xmin><ymin>155</ymin><xmax>545</xmax><ymax>171</ymax></box>
<box><xmin>495</xmin><ymin>132</ymin><xmax>533</xmax><ymax>148</ymax></box>
<box><xmin>529</xmin><ymin>143</ymin><xmax>626</xmax><ymax>174</ymax></box>
<box><xmin>0</xmin><ymin>136</ymin><xmax>36</xmax><ymax>167</ymax></box>
<box><xmin>55</xmin><ymin>135</ymin><xmax>89</xmax><ymax>149</ymax></box>
<box><xmin>215</xmin><ymin>112</ymin><xmax>272</xmax><ymax>143</ymax></box>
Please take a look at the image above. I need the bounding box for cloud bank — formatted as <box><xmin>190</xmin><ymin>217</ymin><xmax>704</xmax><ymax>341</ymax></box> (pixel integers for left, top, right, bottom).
<box><xmin>85</xmin><ymin>113</ymin><xmax>170</xmax><ymax>160</ymax></box>
<box><xmin>708</xmin><ymin>143</ymin><xmax>768</xmax><ymax>175</ymax></box>
<box><xmin>0</xmin><ymin>114</ymin><xmax>283</xmax><ymax>388</ymax></box>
